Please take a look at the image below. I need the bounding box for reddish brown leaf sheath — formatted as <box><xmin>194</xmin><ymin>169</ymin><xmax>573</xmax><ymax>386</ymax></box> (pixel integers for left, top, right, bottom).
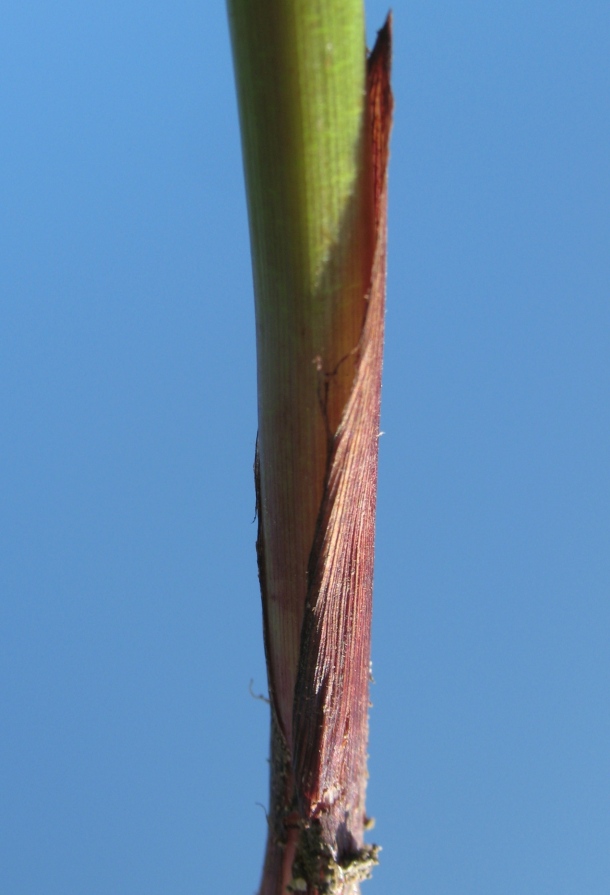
<box><xmin>292</xmin><ymin>10</ymin><xmax>393</xmax><ymax>870</ymax></box>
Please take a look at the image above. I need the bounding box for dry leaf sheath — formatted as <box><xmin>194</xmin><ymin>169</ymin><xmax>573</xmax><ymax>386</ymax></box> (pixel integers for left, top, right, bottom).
<box><xmin>227</xmin><ymin>6</ymin><xmax>392</xmax><ymax>893</ymax></box>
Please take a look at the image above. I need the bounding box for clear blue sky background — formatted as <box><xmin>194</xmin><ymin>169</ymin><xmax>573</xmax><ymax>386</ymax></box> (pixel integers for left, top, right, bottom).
<box><xmin>1</xmin><ymin>2</ymin><xmax>609</xmax><ymax>893</ymax></box>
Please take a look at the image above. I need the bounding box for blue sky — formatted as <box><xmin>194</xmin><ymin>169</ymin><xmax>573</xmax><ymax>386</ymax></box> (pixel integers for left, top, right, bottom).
<box><xmin>1</xmin><ymin>2</ymin><xmax>609</xmax><ymax>893</ymax></box>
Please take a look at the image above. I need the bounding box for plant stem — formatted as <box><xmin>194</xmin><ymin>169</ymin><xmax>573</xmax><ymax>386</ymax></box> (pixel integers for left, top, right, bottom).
<box><xmin>227</xmin><ymin>3</ymin><xmax>391</xmax><ymax>892</ymax></box>
<box><xmin>227</xmin><ymin>0</ymin><xmax>372</xmax><ymax>749</ymax></box>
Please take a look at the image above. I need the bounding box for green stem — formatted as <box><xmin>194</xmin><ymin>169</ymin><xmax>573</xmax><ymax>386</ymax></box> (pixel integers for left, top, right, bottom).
<box><xmin>227</xmin><ymin>3</ymin><xmax>377</xmax><ymax>893</ymax></box>
<box><xmin>227</xmin><ymin>0</ymin><xmax>371</xmax><ymax>752</ymax></box>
